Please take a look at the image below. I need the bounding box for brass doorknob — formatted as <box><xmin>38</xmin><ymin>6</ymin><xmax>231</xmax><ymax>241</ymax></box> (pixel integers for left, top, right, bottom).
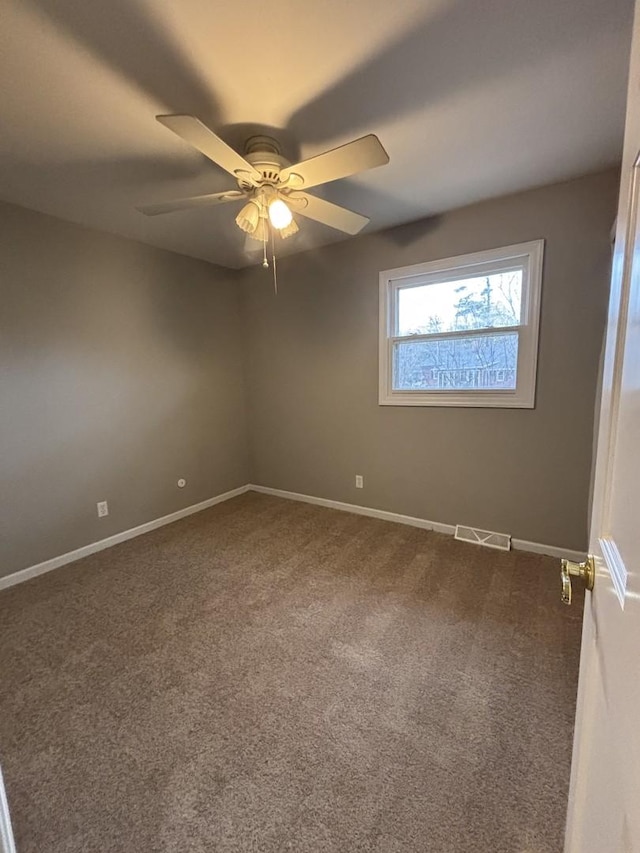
<box><xmin>561</xmin><ymin>556</ymin><xmax>595</xmax><ymax>605</ymax></box>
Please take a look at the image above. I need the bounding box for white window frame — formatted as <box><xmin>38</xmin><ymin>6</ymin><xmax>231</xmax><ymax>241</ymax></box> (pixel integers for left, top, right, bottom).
<box><xmin>378</xmin><ymin>240</ymin><xmax>544</xmax><ymax>408</ymax></box>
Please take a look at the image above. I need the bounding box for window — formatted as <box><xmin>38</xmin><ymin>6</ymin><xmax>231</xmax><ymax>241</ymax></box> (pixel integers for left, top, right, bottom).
<box><xmin>379</xmin><ymin>240</ymin><xmax>544</xmax><ymax>408</ymax></box>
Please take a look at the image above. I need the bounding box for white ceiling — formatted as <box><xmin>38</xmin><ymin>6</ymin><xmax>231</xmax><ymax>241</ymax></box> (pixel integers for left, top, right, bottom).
<box><xmin>0</xmin><ymin>0</ymin><xmax>633</xmax><ymax>269</ymax></box>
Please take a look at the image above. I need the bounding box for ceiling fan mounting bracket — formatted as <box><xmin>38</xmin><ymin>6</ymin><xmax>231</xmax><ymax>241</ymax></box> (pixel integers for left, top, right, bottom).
<box><xmin>244</xmin><ymin>135</ymin><xmax>281</xmax><ymax>157</ymax></box>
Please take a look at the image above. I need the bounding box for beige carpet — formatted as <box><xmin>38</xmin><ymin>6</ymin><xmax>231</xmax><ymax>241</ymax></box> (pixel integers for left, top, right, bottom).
<box><xmin>0</xmin><ymin>492</ymin><xmax>584</xmax><ymax>852</ymax></box>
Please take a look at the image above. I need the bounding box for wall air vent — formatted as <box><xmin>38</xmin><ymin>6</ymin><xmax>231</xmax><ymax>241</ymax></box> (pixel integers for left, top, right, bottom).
<box><xmin>455</xmin><ymin>524</ymin><xmax>511</xmax><ymax>551</ymax></box>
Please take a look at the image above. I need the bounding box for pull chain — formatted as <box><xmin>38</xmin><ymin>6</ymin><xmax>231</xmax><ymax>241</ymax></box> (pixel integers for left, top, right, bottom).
<box><xmin>271</xmin><ymin>227</ymin><xmax>278</xmax><ymax>295</ymax></box>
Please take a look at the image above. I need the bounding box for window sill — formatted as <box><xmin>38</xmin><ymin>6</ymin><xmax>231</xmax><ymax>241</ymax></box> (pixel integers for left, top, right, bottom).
<box><xmin>378</xmin><ymin>390</ymin><xmax>535</xmax><ymax>408</ymax></box>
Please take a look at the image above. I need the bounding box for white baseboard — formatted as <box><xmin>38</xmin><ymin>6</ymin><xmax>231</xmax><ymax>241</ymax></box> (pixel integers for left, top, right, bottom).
<box><xmin>0</xmin><ymin>481</ymin><xmax>585</xmax><ymax>592</ymax></box>
<box><xmin>249</xmin><ymin>484</ymin><xmax>456</xmax><ymax>535</ymax></box>
<box><xmin>248</xmin><ymin>484</ymin><xmax>585</xmax><ymax>562</ymax></box>
<box><xmin>0</xmin><ymin>485</ymin><xmax>250</xmax><ymax>592</ymax></box>
<box><xmin>510</xmin><ymin>537</ymin><xmax>584</xmax><ymax>562</ymax></box>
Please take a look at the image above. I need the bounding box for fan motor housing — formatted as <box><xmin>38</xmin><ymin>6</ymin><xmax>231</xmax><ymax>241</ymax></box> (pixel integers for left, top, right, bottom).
<box><xmin>239</xmin><ymin>136</ymin><xmax>290</xmax><ymax>188</ymax></box>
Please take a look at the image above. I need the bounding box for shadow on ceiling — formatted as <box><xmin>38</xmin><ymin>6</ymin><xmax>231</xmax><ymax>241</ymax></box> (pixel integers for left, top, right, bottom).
<box><xmin>20</xmin><ymin>0</ymin><xmax>633</xmax><ymax>264</ymax></box>
<box><xmin>24</xmin><ymin>0</ymin><xmax>633</xmax><ymax>154</ymax></box>
<box><xmin>286</xmin><ymin>0</ymin><xmax>633</xmax><ymax>145</ymax></box>
<box><xmin>23</xmin><ymin>0</ymin><xmax>221</xmax><ymax>124</ymax></box>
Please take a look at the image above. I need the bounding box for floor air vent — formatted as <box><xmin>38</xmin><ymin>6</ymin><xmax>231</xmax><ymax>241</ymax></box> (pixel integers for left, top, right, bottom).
<box><xmin>455</xmin><ymin>525</ymin><xmax>511</xmax><ymax>551</ymax></box>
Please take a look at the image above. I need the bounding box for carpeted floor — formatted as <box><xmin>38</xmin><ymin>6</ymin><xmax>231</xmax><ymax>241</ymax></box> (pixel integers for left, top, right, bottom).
<box><xmin>0</xmin><ymin>492</ymin><xmax>584</xmax><ymax>852</ymax></box>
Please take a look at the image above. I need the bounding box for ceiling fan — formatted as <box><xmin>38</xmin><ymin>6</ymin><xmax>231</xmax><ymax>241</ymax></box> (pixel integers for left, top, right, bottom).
<box><xmin>137</xmin><ymin>115</ymin><xmax>389</xmax><ymax>252</ymax></box>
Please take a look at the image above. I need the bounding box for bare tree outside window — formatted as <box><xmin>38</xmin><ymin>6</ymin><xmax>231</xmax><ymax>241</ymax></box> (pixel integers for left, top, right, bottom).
<box><xmin>393</xmin><ymin>272</ymin><xmax>522</xmax><ymax>391</ymax></box>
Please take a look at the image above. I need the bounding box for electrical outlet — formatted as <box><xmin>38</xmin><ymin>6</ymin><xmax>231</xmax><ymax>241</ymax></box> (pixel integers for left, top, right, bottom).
<box><xmin>97</xmin><ymin>500</ymin><xmax>109</xmax><ymax>518</ymax></box>
<box><xmin>355</xmin><ymin>475</ymin><xmax>364</xmax><ymax>489</ymax></box>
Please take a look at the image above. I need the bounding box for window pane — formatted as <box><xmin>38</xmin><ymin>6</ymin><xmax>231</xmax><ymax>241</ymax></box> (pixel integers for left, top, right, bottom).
<box><xmin>393</xmin><ymin>332</ymin><xmax>519</xmax><ymax>391</ymax></box>
<box><xmin>396</xmin><ymin>270</ymin><xmax>522</xmax><ymax>335</ymax></box>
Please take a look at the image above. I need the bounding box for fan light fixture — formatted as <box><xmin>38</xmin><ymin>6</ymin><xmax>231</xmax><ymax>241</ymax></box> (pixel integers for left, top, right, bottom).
<box><xmin>268</xmin><ymin>198</ymin><xmax>292</xmax><ymax>229</ymax></box>
<box><xmin>235</xmin><ymin>200</ymin><xmax>260</xmax><ymax>234</ymax></box>
<box><xmin>279</xmin><ymin>219</ymin><xmax>299</xmax><ymax>240</ymax></box>
<box><xmin>252</xmin><ymin>215</ymin><xmax>270</xmax><ymax>244</ymax></box>
<box><xmin>237</xmin><ymin>194</ymin><xmax>294</xmax><ymax>241</ymax></box>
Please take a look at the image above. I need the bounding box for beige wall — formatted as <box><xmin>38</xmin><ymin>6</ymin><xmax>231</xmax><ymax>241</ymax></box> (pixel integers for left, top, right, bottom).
<box><xmin>0</xmin><ymin>170</ymin><xmax>618</xmax><ymax>577</ymax></box>
<box><xmin>240</xmin><ymin>170</ymin><xmax>619</xmax><ymax>551</ymax></box>
<box><xmin>0</xmin><ymin>201</ymin><xmax>249</xmax><ymax>578</ymax></box>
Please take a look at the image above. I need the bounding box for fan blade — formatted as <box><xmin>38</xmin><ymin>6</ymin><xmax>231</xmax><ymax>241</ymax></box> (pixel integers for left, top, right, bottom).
<box><xmin>288</xmin><ymin>192</ymin><xmax>369</xmax><ymax>235</ymax></box>
<box><xmin>157</xmin><ymin>115</ymin><xmax>262</xmax><ymax>184</ymax></box>
<box><xmin>279</xmin><ymin>135</ymin><xmax>388</xmax><ymax>190</ymax></box>
<box><xmin>137</xmin><ymin>190</ymin><xmax>244</xmax><ymax>216</ymax></box>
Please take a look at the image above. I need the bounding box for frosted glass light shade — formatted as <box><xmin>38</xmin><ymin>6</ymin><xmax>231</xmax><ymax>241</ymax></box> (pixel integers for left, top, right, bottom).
<box><xmin>268</xmin><ymin>199</ymin><xmax>292</xmax><ymax>229</ymax></box>
<box><xmin>235</xmin><ymin>200</ymin><xmax>260</xmax><ymax>234</ymax></box>
<box><xmin>279</xmin><ymin>219</ymin><xmax>299</xmax><ymax>239</ymax></box>
<box><xmin>252</xmin><ymin>217</ymin><xmax>269</xmax><ymax>243</ymax></box>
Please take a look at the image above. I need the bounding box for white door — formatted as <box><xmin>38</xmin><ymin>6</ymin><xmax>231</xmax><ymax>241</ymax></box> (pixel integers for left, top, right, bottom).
<box><xmin>0</xmin><ymin>764</ymin><xmax>16</xmax><ymax>853</ymax></box>
<box><xmin>564</xmin><ymin>3</ymin><xmax>640</xmax><ymax>851</ymax></box>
